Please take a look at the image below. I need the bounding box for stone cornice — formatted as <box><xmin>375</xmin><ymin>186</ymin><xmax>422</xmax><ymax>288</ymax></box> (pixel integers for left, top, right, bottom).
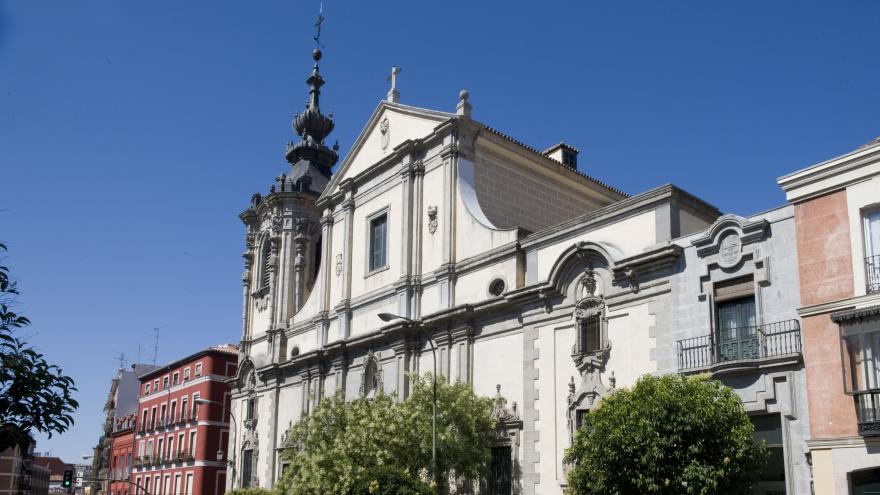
<box><xmin>797</xmin><ymin>293</ymin><xmax>880</xmax><ymax>318</ymax></box>
<box><xmin>778</xmin><ymin>141</ymin><xmax>880</xmax><ymax>203</ymax></box>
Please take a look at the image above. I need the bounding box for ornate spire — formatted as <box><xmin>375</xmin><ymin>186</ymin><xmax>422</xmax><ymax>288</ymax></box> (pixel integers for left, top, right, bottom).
<box><xmin>285</xmin><ymin>48</ymin><xmax>338</xmax><ymax>180</ymax></box>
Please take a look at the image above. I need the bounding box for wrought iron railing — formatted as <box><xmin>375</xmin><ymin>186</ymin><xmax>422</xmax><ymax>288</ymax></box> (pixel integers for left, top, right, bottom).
<box><xmin>854</xmin><ymin>389</ymin><xmax>880</xmax><ymax>436</ymax></box>
<box><xmin>677</xmin><ymin>320</ymin><xmax>802</xmax><ymax>371</ymax></box>
<box><xmin>867</xmin><ymin>255</ymin><xmax>880</xmax><ymax>294</ymax></box>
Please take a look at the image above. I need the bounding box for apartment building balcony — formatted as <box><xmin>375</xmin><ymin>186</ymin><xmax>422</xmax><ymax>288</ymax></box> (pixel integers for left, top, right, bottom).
<box><xmin>854</xmin><ymin>389</ymin><xmax>880</xmax><ymax>436</ymax></box>
<box><xmin>867</xmin><ymin>255</ymin><xmax>880</xmax><ymax>294</ymax></box>
<box><xmin>677</xmin><ymin>319</ymin><xmax>802</xmax><ymax>374</ymax></box>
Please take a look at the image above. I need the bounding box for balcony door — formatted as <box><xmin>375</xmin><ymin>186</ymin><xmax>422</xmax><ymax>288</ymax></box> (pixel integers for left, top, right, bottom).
<box><xmin>717</xmin><ymin>297</ymin><xmax>757</xmax><ymax>362</ymax></box>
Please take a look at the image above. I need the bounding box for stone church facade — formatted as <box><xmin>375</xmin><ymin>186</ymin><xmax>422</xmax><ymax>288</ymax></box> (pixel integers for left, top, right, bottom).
<box><xmin>227</xmin><ymin>49</ymin><xmax>809</xmax><ymax>494</ymax></box>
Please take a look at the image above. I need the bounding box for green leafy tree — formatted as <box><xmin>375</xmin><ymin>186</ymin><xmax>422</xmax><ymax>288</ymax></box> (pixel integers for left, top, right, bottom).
<box><xmin>278</xmin><ymin>374</ymin><xmax>494</xmax><ymax>495</ymax></box>
<box><xmin>564</xmin><ymin>373</ymin><xmax>768</xmax><ymax>495</ymax></box>
<box><xmin>348</xmin><ymin>466</ymin><xmax>434</xmax><ymax>495</ymax></box>
<box><xmin>225</xmin><ymin>488</ymin><xmax>274</xmax><ymax>495</ymax></box>
<box><xmin>0</xmin><ymin>242</ymin><xmax>78</xmax><ymax>450</ymax></box>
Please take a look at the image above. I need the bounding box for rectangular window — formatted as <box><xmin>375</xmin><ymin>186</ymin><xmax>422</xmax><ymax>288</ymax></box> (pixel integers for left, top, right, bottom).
<box><xmin>578</xmin><ymin>313</ymin><xmax>601</xmax><ymax>354</ymax></box>
<box><xmin>153</xmin><ymin>476</ymin><xmax>160</xmax><ymax>495</ymax></box>
<box><xmin>157</xmin><ymin>439</ymin><xmax>164</xmax><ymax>460</ymax></box>
<box><xmin>246</xmin><ymin>398</ymin><xmax>255</xmax><ymax>421</ymax></box>
<box><xmin>160</xmin><ymin>404</ymin><xmax>166</xmax><ymax>422</ymax></box>
<box><xmin>182</xmin><ymin>397</ymin><xmax>189</xmax><ymax>420</ymax></box>
<box><xmin>185</xmin><ymin>474</ymin><xmax>193</xmax><ymax>495</ymax></box>
<box><xmin>865</xmin><ymin>209</ymin><xmax>880</xmax><ymax>294</ymax></box>
<box><xmin>195</xmin><ymin>363</ymin><xmax>202</xmax><ymax>377</ymax></box>
<box><xmin>751</xmin><ymin>415</ymin><xmax>786</xmax><ymax>491</ymax></box>
<box><xmin>153</xmin><ymin>380</ymin><xmax>159</xmax><ymax>391</ymax></box>
<box><xmin>143</xmin><ymin>477</ymin><xmax>149</xmax><ymax>495</ymax></box>
<box><xmin>172</xmin><ymin>372</ymin><xmax>179</xmax><ymax>386</ymax></box>
<box><xmin>487</xmin><ymin>446</ymin><xmax>512</xmax><ymax>495</ymax></box>
<box><xmin>189</xmin><ymin>430</ymin><xmax>197</xmax><ymax>456</ymax></box>
<box><xmin>145</xmin><ymin>384</ymin><xmax>150</xmax><ymax>395</ymax></box>
<box><xmin>714</xmin><ymin>276</ymin><xmax>757</xmax><ymax>362</ymax></box>
<box><xmin>162</xmin><ymin>376</ymin><xmax>169</xmax><ymax>389</ymax></box>
<box><xmin>241</xmin><ymin>449</ymin><xmax>254</xmax><ymax>488</ymax></box>
<box><xmin>178</xmin><ymin>432</ymin><xmax>185</xmax><ymax>456</ymax></box>
<box><xmin>163</xmin><ymin>475</ymin><xmax>170</xmax><ymax>495</ymax></box>
<box><xmin>184</xmin><ymin>368</ymin><xmax>190</xmax><ymax>381</ymax></box>
<box><xmin>368</xmin><ymin>213</ymin><xmax>388</xmax><ymax>272</ymax></box>
<box><xmin>170</xmin><ymin>401</ymin><xmax>177</xmax><ymax>423</ymax></box>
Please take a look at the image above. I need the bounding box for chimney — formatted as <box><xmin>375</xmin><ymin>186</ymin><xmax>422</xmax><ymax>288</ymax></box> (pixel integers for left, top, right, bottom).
<box><xmin>543</xmin><ymin>142</ymin><xmax>579</xmax><ymax>169</ymax></box>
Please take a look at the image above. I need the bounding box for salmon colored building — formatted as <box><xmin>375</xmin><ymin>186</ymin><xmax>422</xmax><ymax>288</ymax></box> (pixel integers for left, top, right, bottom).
<box><xmin>109</xmin><ymin>413</ymin><xmax>137</xmax><ymax>495</ymax></box>
<box><xmin>131</xmin><ymin>345</ymin><xmax>238</xmax><ymax>495</ymax></box>
<box><xmin>779</xmin><ymin>137</ymin><xmax>880</xmax><ymax>494</ymax></box>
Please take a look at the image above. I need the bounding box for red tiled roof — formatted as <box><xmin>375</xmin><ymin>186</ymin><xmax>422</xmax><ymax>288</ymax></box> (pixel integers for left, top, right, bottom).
<box><xmin>32</xmin><ymin>456</ymin><xmax>70</xmax><ymax>476</ymax></box>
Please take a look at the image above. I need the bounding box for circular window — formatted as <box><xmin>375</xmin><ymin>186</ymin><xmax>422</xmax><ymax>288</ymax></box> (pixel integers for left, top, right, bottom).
<box><xmin>488</xmin><ymin>278</ymin><xmax>506</xmax><ymax>296</ymax></box>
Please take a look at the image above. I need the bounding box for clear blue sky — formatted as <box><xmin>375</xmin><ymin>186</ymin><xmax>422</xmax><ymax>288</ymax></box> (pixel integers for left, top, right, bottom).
<box><xmin>1</xmin><ymin>0</ymin><xmax>878</xmax><ymax>462</ymax></box>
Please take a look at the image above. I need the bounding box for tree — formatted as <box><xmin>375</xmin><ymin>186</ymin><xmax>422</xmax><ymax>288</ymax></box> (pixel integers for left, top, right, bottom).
<box><xmin>563</xmin><ymin>373</ymin><xmax>768</xmax><ymax>495</ymax></box>
<box><xmin>348</xmin><ymin>466</ymin><xmax>434</xmax><ymax>495</ymax></box>
<box><xmin>277</xmin><ymin>374</ymin><xmax>494</xmax><ymax>495</ymax></box>
<box><xmin>0</xmin><ymin>242</ymin><xmax>78</xmax><ymax>450</ymax></box>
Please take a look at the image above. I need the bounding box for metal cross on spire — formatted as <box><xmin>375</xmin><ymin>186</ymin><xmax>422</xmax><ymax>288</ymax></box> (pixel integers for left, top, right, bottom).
<box><xmin>313</xmin><ymin>0</ymin><xmax>325</xmax><ymax>49</ymax></box>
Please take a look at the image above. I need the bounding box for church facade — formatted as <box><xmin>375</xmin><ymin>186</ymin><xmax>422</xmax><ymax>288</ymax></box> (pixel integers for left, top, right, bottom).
<box><xmin>227</xmin><ymin>49</ymin><xmax>809</xmax><ymax>494</ymax></box>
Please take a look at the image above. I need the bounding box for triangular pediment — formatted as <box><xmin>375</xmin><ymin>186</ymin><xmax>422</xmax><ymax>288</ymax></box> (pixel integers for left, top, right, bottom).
<box><xmin>321</xmin><ymin>101</ymin><xmax>454</xmax><ymax>200</ymax></box>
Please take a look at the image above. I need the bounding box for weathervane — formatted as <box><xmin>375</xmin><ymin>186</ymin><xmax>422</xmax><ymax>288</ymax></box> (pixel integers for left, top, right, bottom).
<box><xmin>313</xmin><ymin>0</ymin><xmax>325</xmax><ymax>49</ymax></box>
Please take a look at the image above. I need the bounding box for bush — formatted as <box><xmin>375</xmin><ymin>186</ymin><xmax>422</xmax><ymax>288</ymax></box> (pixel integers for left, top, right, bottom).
<box><xmin>564</xmin><ymin>373</ymin><xmax>768</xmax><ymax>495</ymax></box>
<box><xmin>225</xmin><ymin>489</ymin><xmax>273</xmax><ymax>495</ymax></box>
<box><xmin>348</xmin><ymin>466</ymin><xmax>435</xmax><ymax>495</ymax></box>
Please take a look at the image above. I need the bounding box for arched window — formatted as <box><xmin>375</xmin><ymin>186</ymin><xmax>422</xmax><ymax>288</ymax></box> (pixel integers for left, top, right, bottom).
<box><xmin>360</xmin><ymin>353</ymin><xmax>382</xmax><ymax>399</ymax></box>
<box><xmin>364</xmin><ymin>360</ymin><xmax>378</xmax><ymax>399</ymax></box>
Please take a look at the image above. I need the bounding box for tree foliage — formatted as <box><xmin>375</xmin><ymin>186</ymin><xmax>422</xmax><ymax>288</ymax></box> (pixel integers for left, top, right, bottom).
<box><xmin>277</xmin><ymin>374</ymin><xmax>494</xmax><ymax>495</ymax></box>
<box><xmin>564</xmin><ymin>373</ymin><xmax>768</xmax><ymax>495</ymax></box>
<box><xmin>225</xmin><ymin>488</ymin><xmax>274</xmax><ymax>495</ymax></box>
<box><xmin>348</xmin><ymin>466</ymin><xmax>434</xmax><ymax>495</ymax></box>
<box><xmin>0</xmin><ymin>242</ymin><xmax>78</xmax><ymax>450</ymax></box>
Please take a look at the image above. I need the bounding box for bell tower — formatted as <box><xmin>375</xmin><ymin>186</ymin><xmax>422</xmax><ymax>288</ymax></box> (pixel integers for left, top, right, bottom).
<box><xmin>238</xmin><ymin>48</ymin><xmax>338</xmax><ymax>362</ymax></box>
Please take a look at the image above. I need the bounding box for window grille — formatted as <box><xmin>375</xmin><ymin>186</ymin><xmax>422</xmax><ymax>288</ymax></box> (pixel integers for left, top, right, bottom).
<box><xmin>579</xmin><ymin>313</ymin><xmax>601</xmax><ymax>354</ymax></box>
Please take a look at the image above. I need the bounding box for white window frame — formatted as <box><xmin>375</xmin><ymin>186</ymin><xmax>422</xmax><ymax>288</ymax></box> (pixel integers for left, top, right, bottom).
<box><xmin>183</xmin><ymin>367</ymin><xmax>191</xmax><ymax>381</ymax></box>
<box><xmin>365</xmin><ymin>206</ymin><xmax>390</xmax><ymax>276</ymax></box>
<box><xmin>195</xmin><ymin>363</ymin><xmax>203</xmax><ymax>377</ymax></box>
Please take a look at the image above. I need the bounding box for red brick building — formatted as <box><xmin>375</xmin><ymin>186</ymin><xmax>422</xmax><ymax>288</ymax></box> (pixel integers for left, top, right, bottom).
<box><xmin>131</xmin><ymin>345</ymin><xmax>238</xmax><ymax>495</ymax></box>
<box><xmin>108</xmin><ymin>413</ymin><xmax>136</xmax><ymax>495</ymax></box>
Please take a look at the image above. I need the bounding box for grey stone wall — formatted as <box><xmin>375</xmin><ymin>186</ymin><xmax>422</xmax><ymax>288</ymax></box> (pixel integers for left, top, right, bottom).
<box><xmin>663</xmin><ymin>205</ymin><xmax>811</xmax><ymax>495</ymax></box>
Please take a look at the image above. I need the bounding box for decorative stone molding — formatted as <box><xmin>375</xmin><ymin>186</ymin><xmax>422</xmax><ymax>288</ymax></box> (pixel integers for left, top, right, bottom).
<box><xmin>427</xmin><ymin>205</ymin><xmax>438</xmax><ymax>234</ymax></box>
<box><xmin>691</xmin><ymin>214</ymin><xmax>768</xmax><ymax>265</ymax></box>
<box><xmin>334</xmin><ymin>253</ymin><xmax>343</xmax><ymax>276</ymax></box>
<box><xmin>359</xmin><ymin>351</ymin><xmax>383</xmax><ymax>398</ymax></box>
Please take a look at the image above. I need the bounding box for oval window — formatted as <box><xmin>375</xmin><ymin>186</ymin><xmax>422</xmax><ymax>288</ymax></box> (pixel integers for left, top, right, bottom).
<box><xmin>488</xmin><ymin>279</ymin><xmax>506</xmax><ymax>296</ymax></box>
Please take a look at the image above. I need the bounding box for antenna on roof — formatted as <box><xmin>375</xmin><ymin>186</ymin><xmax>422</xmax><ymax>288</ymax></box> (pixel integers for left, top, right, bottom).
<box><xmin>313</xmin><ymin>0</ymin><xmax>326</xmax><ymax>49</ymax></box>
<box><xmin>112</xmin><ymin>351</ymin><xmax>127</xmax><ymax>370</ymax></box>
<box><xmin>152</xmin><ymin>327</ymin><xmax>162</xmax><ymax>365</ymax></box>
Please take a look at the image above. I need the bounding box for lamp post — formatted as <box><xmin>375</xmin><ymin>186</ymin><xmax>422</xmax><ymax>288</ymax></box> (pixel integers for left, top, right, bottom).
<box><xmin>194</xmin><ymin>398</ymin><xmax>237</xmax><ymax>488</ymax></box>
<box><xmin>377</xmin><ymin>312</ymin><xmax>437</xmax><ymax>487</ymax></box>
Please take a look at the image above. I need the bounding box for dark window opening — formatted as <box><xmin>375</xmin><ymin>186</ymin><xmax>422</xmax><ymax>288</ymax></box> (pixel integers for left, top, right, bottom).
<box><xmin>369</xmin><ymin>214</ymin><xmax>387</xmax><ymax>271</ymax></box>
<box><xmin>579</xmin><ymin>313</ymin><xmax>601</xmax><ymax>354</ymax></box>
<box><xmin>313</xmin><ymin>235</ymin><xmax>322</xmax><ymax>282</ymax></box>
<box><xmin>241</xmin><ymin>449</ymin><xmax>253</xmax><ymax>488</ymax></box>
<box><xmin>486</xmin><ymin>446</ymin><xmax>512</xmax><ymax>495</ymax></box>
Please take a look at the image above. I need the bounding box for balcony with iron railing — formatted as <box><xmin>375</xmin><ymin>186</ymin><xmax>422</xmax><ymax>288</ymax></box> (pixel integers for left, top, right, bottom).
<box><xmin>677</xmin><ymin>319</ymin><xmax>802</xmax><ymax>373</ymax></box>
<box><xmin>867</xmin><ymin>255</ymin><xmax>880</xmax><ymax>294</ymax></box>
<box><xmin>854</xmin><ymin>389</ymin><xmax>880</xmax><ymax>437</ymax></box>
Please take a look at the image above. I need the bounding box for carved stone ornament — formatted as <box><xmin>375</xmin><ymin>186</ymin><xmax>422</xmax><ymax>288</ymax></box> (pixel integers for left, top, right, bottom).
<box><xmin>427</xmin><ymin>205</ymin><xmax>438</xmax><ymax>235</ymax></box>
<box><xmin>271</xmin><ymin>214</ymin><xmax>283</xmax><ymax>235</ymax></box>
<box><xmin>359</xmin><ymin>351</ymin><xmax>383</xmax><ymax>398</ymax></box>
<box><xmin>490</xmin><ymin>384</ymin><xmax>520</xmax><ymax>424</ymax></box>
<box><xmin>579</xmin><ymin>264</ymin><xmax>598</xmax><ymax>297</ymax></box>
<box><xmin>719</xmin><ymin>231</ymin><xmax>742</xmax><ymax>267</ymax></box>
<box><xmin>335</xmin><ymin>253</ymin><xmax>343</xmax><ymax>276</ymax></box>
<box><xmin>246</xmin><ymin>232</ymin><xmax>256</xmax><ymax>250</ymax></box>
<box><xmin>379</xmin><ymin>117</ymin><xmax>390</xmax><ymax>150</ymax></box>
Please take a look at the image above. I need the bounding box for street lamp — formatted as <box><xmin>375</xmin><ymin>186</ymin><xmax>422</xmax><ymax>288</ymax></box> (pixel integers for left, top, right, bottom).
<box><xmin>377</xmin><ymin>312</ymin><xmax>438</xmax><ymax>487</ymax></box>
<box><xmin>194</xmin><ymin>398</ymin><xmax>237</xmax><ymax>488</ymax></box>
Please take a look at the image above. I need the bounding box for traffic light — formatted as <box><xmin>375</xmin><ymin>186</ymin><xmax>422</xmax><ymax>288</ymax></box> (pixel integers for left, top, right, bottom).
<box><xmin>62</xmin><ymin>470</ymin><xmax>73</xmax><ymax>489</ymax></box>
